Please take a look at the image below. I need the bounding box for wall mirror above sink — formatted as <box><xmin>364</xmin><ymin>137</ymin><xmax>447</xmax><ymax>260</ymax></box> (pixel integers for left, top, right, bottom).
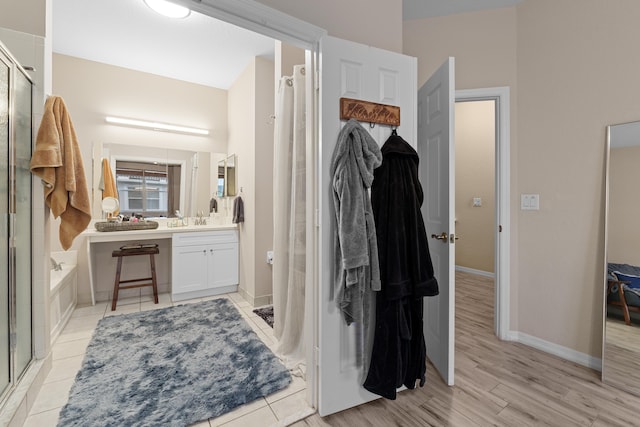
<box><xmin>603</xmin><ymin>120</ymin><xmax>640</xmax><ymax>396</ymax></box>
<box><xmin>92</xmin><ymin>142</ymin><xmax>224</xmax><ymax>219</ymax></box>
<box><xmin>216</xmin><ymin>153</ymin><xmax>238</xmax><ymax>198</ymax></box>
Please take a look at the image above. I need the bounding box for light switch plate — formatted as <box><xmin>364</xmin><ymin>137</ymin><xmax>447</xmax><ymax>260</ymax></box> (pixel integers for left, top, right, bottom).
<box><xmin>473</xmin><ymin>197</ymin><xmax>482</xmax><ymax>207</ymax></box>
<box><xmin>521</xmin><ymin>194</ymin><xmax>540</xmax><ymax>210</ymax></box>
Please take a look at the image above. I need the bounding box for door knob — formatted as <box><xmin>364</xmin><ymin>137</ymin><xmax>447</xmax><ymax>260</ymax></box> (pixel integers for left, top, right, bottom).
<box><xmin>431</xmin><ymin>232</ymin><xmax>448</xmax><ymax>242</ymax></box>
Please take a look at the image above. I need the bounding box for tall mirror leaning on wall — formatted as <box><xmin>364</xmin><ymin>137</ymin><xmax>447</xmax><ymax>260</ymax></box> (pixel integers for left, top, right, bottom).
<box><xmin>603</xmin><ymin>120</ymin><xmax>640</xmax><ymax>396</ymax></box>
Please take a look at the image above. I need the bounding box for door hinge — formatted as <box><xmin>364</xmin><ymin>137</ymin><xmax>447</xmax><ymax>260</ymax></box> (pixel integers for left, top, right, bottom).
<box><xmin>314</xmin><ymin>71</ymin><xmax>319</xmax><ymax>91</ymax></box>
<box><xmin>499</xmin><ymin>225</ymin><xmax>503</xmax><ymax>232</ymax></box>
<box><xmin>314</xmin><ymin>209</ymin><xmax>320</xmax><ymax>228</ymax></box>
<box><xmin>315</xmin><ymin>346</ymin><xmax>320</xmax><ymax>367</ymax></box>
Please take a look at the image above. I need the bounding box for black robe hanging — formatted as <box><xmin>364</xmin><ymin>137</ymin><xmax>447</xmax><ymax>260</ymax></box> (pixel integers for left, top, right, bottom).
<box><xmin>363</xmin><ymin>132</ymin><xmax>439</xmax><ymax>400</ymax></box>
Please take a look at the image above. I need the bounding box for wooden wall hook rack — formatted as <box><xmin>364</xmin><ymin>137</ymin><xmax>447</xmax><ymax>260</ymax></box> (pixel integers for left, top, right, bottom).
<box><xmin>339</xmin><ymin>97</ymin><xmax>400</xmax><ymax>127</ymax></box>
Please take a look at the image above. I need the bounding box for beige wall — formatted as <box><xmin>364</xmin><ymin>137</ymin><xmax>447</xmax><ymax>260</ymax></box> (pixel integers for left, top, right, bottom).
<box><xmin>278</xmin><ymin>42</ymin><xmax>305</xmax><ymax>79</ymax></box>
<box><xmin>53</xmin><ymin>53</ymin><xmax>227</xmax><ymax>220</ymax></box>
<box><xmin>608</xmin><ymin>146</ymin><xmax>640</xmax><ymax>266</ymax></box>
<box><xmin>254</xmin><ymin>58</ymin><xmax>275</xmax><ymax>303</ymax></box>
<box><xmin>455</xmin><ymin>100</ymin><xmax>495</xmax><ymax>273</ymax></box>
<box><xmin>0</xmin><ymin>0</ymin><xmax>46</xmax><ymax>37</ymax></box>
<box><xmin>403</xmin><ymin>7</ymin><xmax>518</xmax><ymax>91</ymax></box>
<box><xmin>228</xmin><ymin>57</ymin><xmax>275</xmax><ymax>306</ymax></box>
<box><xmin>256</xmin><ymin>0</ymin><xmax>402</xmax><ymax>52</ymax></box>
<box><xmin>228</xmin><ymin>59</ymin><xmax>256</xmax><ymax>302</ymax></box>
<box><xmin>53</xmin><ymin>54</ymin><xmax>228</xmax><ymax>303</ymax></box>
<box><xmin>405</xmin><ymin>0</ymin><xmax>640</xmax><ymax>358</ymax></box>
<box><xmin>53</xmin><ymin>54</ymin><xmax>228</xmax><ymax>156</ymax></box>
<box><xmin>515</xmin><ymin>0</ymin><xmax>640</xmax><ymax>358</ymax></box>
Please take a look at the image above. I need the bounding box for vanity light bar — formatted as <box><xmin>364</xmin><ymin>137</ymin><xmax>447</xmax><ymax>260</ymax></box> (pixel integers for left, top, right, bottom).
<box><xmin>105</xmin><ymin>116</ymin><xmax>209</xmax><ymax>136</ymax></box>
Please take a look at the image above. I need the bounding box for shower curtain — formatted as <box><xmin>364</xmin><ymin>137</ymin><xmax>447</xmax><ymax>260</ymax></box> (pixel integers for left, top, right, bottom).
<box><xmin>273</xmin><ymin>64</ymin><xmax>306</xmax><ymax>372</ymax></box>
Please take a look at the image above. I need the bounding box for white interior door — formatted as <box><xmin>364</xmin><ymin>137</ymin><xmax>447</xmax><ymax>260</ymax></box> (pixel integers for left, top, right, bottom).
<box><xmin>317</xmin><ymin>35</ymin><xmax>417</xmax><ymax>416</ymax></box>
<box><xmin>418</xmin><ymin>58</ymin><xmax>456</xmax><ymax>386</ymax></box>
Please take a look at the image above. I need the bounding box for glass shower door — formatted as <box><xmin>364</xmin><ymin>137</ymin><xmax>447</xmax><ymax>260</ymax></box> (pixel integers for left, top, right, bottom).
<box><xmin>13</xmin><ymin>67</ymin><xmax>32</xmax><ymax>378</ymax></box>
<box><xmin>0</xmin><ymin>52</ymin><xmax>10</xmax><ymax>397</ymax></box>
<box><xmin>0</xmin><ymin>43</ymin><xmax>33</xmax><ymax>403</ymax></box>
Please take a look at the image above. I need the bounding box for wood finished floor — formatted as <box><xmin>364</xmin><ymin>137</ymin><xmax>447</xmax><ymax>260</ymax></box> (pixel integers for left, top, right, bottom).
<box><xmin>294</xmin><ymin>271</ymin><xmax>640</xmax><ymax>426</ymax></box>
<box><xmin>603</xmin><ymin>317</ymin><xmax>640</xmax><ymax>396</ymax></box>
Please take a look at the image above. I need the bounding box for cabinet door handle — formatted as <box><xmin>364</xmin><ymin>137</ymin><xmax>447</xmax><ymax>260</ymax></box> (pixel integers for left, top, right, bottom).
<box><xmin>203</xmin><ymin>249</ymin><xmax>206</xmax><ymax>255</ymax></box>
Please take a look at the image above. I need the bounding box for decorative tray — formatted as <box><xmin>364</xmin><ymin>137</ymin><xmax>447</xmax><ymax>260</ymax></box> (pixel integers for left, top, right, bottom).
<box><xmin>94</xmin><ymin>221</ymin><xmax>159</xmax><ymax>232</ymax></box>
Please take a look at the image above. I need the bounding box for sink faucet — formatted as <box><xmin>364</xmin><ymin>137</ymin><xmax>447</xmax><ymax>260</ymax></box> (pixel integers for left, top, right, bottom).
<box><xmin>51</xmin><ymin>258</ymin><xmax>64</xmax><ymax>271</ymax></box>
<box><xmin>194</xmin><ymin>211</ymin><xmax>207</xmax><ymax>226</ymax></box>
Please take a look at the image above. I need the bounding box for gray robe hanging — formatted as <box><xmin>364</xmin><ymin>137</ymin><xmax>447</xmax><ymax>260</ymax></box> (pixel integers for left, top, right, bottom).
<box><xmin>330</xmin><ymin>118</ymin><xmax>382</xmax><ymax>368</ymax></box>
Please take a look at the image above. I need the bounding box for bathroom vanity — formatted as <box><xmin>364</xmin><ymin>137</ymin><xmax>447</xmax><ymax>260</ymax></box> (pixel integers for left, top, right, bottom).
<box><xmin>171</xmin><ymin>230</ymin><xmax>239</xmax><ymax>301</ymax></box>
<box><xmin>82</xmin><ymin>223</ymin><xmax>238</xmax><ymax>305</ymax></box>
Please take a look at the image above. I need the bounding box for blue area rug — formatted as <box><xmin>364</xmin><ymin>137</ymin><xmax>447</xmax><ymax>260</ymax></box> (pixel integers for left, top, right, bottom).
<box><xmin>58</xmin><ymin>299</ymin><xmax>291</xmax><ymax>427</ymax></box>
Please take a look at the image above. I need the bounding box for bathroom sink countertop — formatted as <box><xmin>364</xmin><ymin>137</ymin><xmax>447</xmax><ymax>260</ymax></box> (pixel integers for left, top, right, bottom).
<box><xmin>82</xmin><ymin>221</ymin><xmax>237</xmax><ymax>242</ymax></box>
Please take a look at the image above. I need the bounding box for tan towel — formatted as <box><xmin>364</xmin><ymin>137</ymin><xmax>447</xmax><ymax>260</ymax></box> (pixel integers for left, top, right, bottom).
<box><xmin>101</xmin><ymin>158</ymin><xmax>119</xmax><ymax>216</ymax></box>
<box><xmin>30</xmin><ymin>96</ymin><xmax>91</xmax><ymax>250</ymax></box>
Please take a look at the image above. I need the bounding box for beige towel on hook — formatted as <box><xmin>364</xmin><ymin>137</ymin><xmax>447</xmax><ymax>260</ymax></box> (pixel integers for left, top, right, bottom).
<box><xmin>101</xmin><ymin>158</ymin><xmax>119</xmax><ymax>216</ymax></box>
<box><xmin>30</xmin><ymin>96</ymin><xmax>91</xmax><ymax>250</ymax></box>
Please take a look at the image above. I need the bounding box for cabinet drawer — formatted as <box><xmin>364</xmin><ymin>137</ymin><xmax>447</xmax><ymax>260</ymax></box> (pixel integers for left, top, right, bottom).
<box><xmin>172</xmin><ymin>230</ymin><xmax>238</xmax><ymax>247</ymax></box>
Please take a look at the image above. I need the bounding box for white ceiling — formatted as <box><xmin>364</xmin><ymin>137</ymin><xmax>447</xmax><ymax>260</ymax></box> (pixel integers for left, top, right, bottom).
<box><xmin>52</xmin><ymin>0</ymin><xmax>276</xmax><ymax>89</ymax></box>
<box><xmin>53</xmin><ymin>0</ymin><xmax>524</xmax><ymax>90</ymax></box>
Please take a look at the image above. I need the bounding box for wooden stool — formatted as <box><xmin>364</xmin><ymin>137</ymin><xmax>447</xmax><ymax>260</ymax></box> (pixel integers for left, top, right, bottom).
<box><xmin>111</xmin><ymin>243</ymin><xmax>159</xmax><ymax>311</ymax></box>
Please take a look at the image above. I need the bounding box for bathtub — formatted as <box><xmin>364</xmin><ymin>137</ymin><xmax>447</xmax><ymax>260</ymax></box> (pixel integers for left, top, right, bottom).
<box><xmin>50</xmin><ymin>250</ymin><xmax>78</xmax><ymax>342</ymax></box>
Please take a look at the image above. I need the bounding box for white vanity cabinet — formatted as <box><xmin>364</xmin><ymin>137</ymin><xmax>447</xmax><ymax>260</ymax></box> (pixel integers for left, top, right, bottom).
<box><xmin>171</xmin><ymin>230</ymin><xmax>239</xmax><ymax>301</ymax></box>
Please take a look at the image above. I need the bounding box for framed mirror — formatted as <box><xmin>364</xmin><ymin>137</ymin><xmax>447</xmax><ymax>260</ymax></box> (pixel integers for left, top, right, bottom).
<box><xmin>215</xmin><ymin>154</ymin><xmax>238</xmax><ymax>197</ymax></box>
<box><xmin>226</xmin><ymin>154</ymin><xmax>237</xmax><ymax>197</ymax></box>
<box><xmin>217</xmin><ymin>158</ymin><xmax>226</xmax><ymax>197</ymax></box>
<box><xmin>93</xmin><ymin>142</ymin><xmax>218</xmax><ymax>219</ymax></box>
<box><xmin>603</xmin><ymin>120</ymin><xmax>640</xmax><ymax>396</ymax></box>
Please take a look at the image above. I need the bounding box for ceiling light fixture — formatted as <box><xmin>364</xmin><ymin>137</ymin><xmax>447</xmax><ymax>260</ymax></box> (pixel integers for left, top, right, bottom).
<box><xmin>143</xmin><ymin>0</ymin><xmax>191</xmax><ymax>19</ymax></box>
<box><xmin>105</xmin><ymin>116</ymin><xmax>209</xmax><ymax>136</ymax></box>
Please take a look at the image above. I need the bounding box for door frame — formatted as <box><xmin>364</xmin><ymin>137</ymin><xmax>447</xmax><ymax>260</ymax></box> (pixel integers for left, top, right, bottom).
<box><xmin>455</xmin><ymin>87</ymin><xmax>511</xmax><ymax>340</ymax></box>
<box><xmin>175</xmin><ymin>0</ymin><xmax>326</xmax><ymax>49</ymax></box>
<box><xmin>174</xmin><ymin>0</ymin><xmax>326</xmax><ymax>410</ymax></box>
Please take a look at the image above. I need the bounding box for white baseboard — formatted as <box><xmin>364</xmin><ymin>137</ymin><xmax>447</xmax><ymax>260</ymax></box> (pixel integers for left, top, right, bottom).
<box><xmin>508</xmin><ymin>331</ymin><xmax>602</xmax><ymax>371</ymax></box>
<box><xmin>455</xmin><ymin>265</ymin><xmax>495</xmax><ymax>278</ymax></box>
<box><xmin>237</xmin><ymin>286</ymin><xmax>272</xmax><ymax>308</ymax></box>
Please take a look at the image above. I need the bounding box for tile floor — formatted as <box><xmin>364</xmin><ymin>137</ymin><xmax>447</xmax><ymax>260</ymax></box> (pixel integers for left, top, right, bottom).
<box><xmin>23</xmin><ymin>291</ymin><xmax>311</xmax><ymax>427</ymax></box>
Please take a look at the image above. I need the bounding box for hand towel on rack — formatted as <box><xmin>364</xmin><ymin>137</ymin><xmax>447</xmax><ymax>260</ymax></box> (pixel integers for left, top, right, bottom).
<box><xmin>232</xmin><ymin>196</ymin><xmax>244</xmax><ymax>223</ymax></box>
<box><xmin>30</xmin><ymin>95</ymin><xmax>91</xmax><ymax>250</ymax></box>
